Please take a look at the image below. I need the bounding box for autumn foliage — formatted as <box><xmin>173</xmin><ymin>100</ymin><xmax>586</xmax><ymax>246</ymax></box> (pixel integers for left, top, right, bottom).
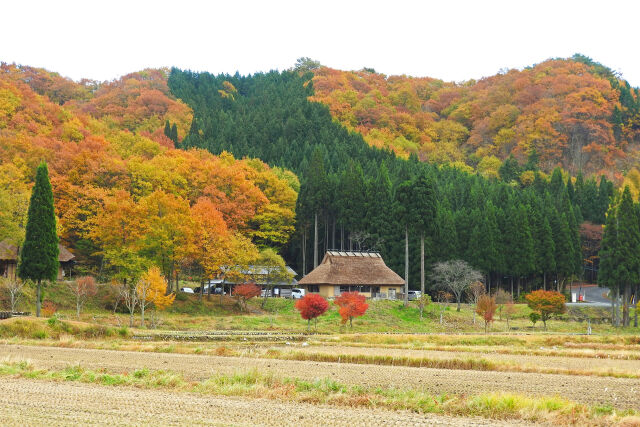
<box><xmin>0</xmin><ymin>63</ymin><xmax>298</xmax><ymax>284</ymax></box>
<box><xmin>311</xmin><ymin>57</ymin><xmax>638</xmax><ymax>178</ymax></box>
<box><xmin>295</xmin><ymin>294</ymin><xmax>329</xmax><ymax>329</ymax></box>
<box><xmin>475</xmin><ymin>294</ymin><xmax>497</xmax><ymax>333</ymax></box>
<box><xmin>233</xmin><ymin>283</ymin><xmax>262</xmax><ymax>311</ymax></box>
<box><xmin>334</xmin><ymin>292</ymin><xmax>368</xmax><ymax>327</ymax></box>
<box><xmin>525</xmin><ymin>290</ymin><xmax>566</xmax><ymax>330</ymax></box>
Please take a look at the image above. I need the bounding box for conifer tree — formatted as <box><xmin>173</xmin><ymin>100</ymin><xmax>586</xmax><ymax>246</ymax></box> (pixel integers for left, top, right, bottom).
<box><xmin>18</xmin><ymin>162</ymin><xmax>59</xmax><ymax>317</ymax></box>
<box><xmin>170</xmin><ymin>123</ymin><xmax>178</xmax><ymax>143</ymax></box>
<box><xmin>164</xmin><ymin>120</ymin><xmax>171</xmax><ymax>138</ymax></box>
<box><xmin>412</xmin><ymin>171</ymin><xmax>437</xmax><ymax>297</ymax></box>
<box><xmin>395</xmin><ymin>179</ymin><xmax>415</xmax><ymax>306</ymax></box>
<box><xmin>615</xmin><ymin>187</ymin><xmax>640</xmax><ymax>327</ymax></box>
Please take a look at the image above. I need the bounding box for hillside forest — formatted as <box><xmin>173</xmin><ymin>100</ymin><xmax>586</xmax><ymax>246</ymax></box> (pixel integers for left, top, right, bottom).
<box><xmin>1</xmin><ymin>55</ymin><xmax>637</xmax><ymax>299</ymax></box>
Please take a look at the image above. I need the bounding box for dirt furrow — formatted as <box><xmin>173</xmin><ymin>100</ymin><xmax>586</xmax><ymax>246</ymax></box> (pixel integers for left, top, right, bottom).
<box><xmin>0</xmin><ymin>377</ymin><xmax>516</xmax><ymax>426</ymax></box>
<box><xmin>2</xmin><ymin>344</ymin><xmax>639</xmax><ymax>409</ymax></box>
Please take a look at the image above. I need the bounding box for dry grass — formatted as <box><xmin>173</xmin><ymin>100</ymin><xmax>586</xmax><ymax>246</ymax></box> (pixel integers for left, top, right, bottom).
<box><xmin>0</xmin><ymin>360</ymin><xmax>636</xmax><ymax>426</ymax></box>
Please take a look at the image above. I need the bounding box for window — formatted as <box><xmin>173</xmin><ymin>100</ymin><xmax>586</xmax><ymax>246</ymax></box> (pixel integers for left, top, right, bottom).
<box><xmin>308</xmin><ymin>285</ymin><xmax>319</xmax><ymax>293</ymax></box>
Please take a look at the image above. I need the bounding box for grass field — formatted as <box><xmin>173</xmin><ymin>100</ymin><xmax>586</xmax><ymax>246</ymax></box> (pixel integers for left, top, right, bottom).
<box><xmin>2</xmin><ymin>283</ymin><xmax>640</xmax><ymax>425</ymax></box>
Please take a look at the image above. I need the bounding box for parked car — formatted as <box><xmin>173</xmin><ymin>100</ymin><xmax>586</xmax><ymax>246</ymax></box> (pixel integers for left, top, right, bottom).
<box><xmin>194</xmin><ymin>285</ymin><xmax>225</xmax><ymax>295</ymax></box>
<box><xmin>407</xmin><ymin>290</ymin><xmax>422</xmax><ymax>300</ymax></box>
<box><xmin>180</xmin><ymin>287</ymin><xmax>194</xmax><ymax>294</ymax></box>
<box><xmin>291</xmin><ymin>288</ymin><xmax>306</xmax><ymax>299</ymax></box>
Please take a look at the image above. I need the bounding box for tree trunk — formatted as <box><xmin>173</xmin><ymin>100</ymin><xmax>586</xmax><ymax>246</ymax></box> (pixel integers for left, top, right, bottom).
<box><xmin>140</xmin><ymin>302</ymin><xmax>145</xmax><ymax>328</ymax></box>
<box><xmin>314</xmin><ymin>212</ymin><xmax>318</xmax><ymax>268</ymax></box>
<box><xmin>623</xmin><ymin>283</ymin><xmax>630</xmax><ymax>327</ymax></box>
<box><xmin>543</xmin><ymin>272</ymin><xmax>546</xmax><ymax>291</ymax></box>
<box><xmin>420</xmin><ymin>233</ymin><xmax>425</xmax><ymax>296</ymax></box>
<box><xmin>76</xmin><ymin>298</ymin><xmax>81</xmax><ymax>319</ymax></box>
<box><xmin>404</xmin><ymin>225</ymin><xmax>409</xmax><ymax>307</ymax></box>
<box><xmin>332</xmin><ymin>218</ymin><xmax>335</xmax><ymax>250</ymax></box>
<box><xmin>635</xmin><ymin>284</ymin><xmax>639</xmax><ymax>328</ymax></box>
<box><xmin>340</xmin><ymin>225</ymin><xmax>344</xmax><ymax>251</ymax></box>
<box><xmin>456</xmin><ymin>296</ymin><xmax>461</xmax><ymax>312</ymax></box>
<box><xmin>36</xmin><ymin>280</ymin><xmax>41</xmax><ymax>317</ymax></box>
<box><xmin>510</xmin><ymin>277</ymin><xmax>514</xmax><ymax>298</ymax></box>
<box><xmin>302</xmin><ymin>228</ymin><xmax>307</xmax><ymax>276</ymax></box>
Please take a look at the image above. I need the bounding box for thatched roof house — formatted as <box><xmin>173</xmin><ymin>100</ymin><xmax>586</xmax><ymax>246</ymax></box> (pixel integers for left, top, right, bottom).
<box><xmin>299</xmin><ymin>251</ymin><xmax>404</xmax><ymax>298</ymax></box>
<box><xmin>0</xmin><ymin>240</ymin><xmax>76</xmax><ymax>280</ymax></box>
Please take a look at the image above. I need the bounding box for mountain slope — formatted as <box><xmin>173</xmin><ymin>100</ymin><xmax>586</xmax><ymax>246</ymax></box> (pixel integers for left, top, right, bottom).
<box><xmin>310</xmin><ymin>55</ymin><xmax>640</xmax><ymax>179</ymax></box>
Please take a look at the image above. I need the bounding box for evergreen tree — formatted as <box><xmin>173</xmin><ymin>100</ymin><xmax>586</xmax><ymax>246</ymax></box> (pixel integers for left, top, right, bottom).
<box><xmin>395</xmin><ymin>179</ymin><xmax>415</xmax><ymax>306</ymax></box>
<box><xmin>498</xmin><ymin>155</ymin><xmax>521</xmax><ymax>183</ymax></box>
<box><xmin>170</xmin><ymin>123</ymin><xmax>178</xmax><ymax>143</ymax></box>
<box><xmin>614</xmin><ymin>187</ymin><xmax>640</xmax><ymax>327</ymax></box>
<box><xmin>411</xmin><ymin>170</ymin><xmax>437</xmax><ymax>296</ymax></box>
<box><xmin>164</xmin><ymin>120</ymin><xmax>171</xmax><ymax>138</ymax></box>
<box><xmin>18</xmin><ymin>162</ymin><xmax>59</xmax><ymax>317</ymax></box>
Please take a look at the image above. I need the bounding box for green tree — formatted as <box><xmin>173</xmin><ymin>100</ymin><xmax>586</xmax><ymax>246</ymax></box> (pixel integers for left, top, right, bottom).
<box><xmin>614</xmin><ymin>187</ymin><xmax>640</xmax><ymax>327</ymax></box>
<box><xmin>170</xmin><ymin>123</ymin><xmax>178</xmax><ymax>143</ymax></box>
<box><xmin>412</xmin><ymin>171</ymin><xmax>437</xmax><ymax>298</ymax></box>
<box><xmin>18</xmin><ymin>162</ymin><xmax>59</xmax><ymax>317</ymax></box>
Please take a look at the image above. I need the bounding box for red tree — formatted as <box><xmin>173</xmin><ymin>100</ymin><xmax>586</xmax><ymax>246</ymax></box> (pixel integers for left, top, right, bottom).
<box><xmin>233</xmin><ymin>283</ymin><xmax>261</xmax><ymax>311</ymax></box>
<box><xmin>295</xmin><ymin>294</ymin><xmax>329</xmax><ymax>330</ymax></box>
<box><xmin>334</xmin><ymin>292</ymin><xmax>368</xmax><ymax>327</ymax></box>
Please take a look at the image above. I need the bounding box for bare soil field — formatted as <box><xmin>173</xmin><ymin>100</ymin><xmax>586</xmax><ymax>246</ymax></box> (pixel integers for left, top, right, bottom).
<box><xmin>2</xmin><ymin>344</ymin><xmax>639</xmax><ymax>410</ymax></box>
<box><xmin>0</xmin><ymin>377</ymin><xmax>514</xmax><ymax>426</ymax></box>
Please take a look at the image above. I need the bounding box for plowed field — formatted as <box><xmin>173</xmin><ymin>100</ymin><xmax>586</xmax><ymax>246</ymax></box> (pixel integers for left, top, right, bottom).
<box><xmin>2</xmin><ymin>344</ymin><xmax>639</xmax><ymax>410</ymax></box>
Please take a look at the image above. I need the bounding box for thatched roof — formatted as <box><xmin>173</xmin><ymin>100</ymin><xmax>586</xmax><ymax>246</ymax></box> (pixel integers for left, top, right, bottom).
<box><xmin>299</xmin><ymin>251</ymin><xmax>404</xmax><ymax>286</ymax></box>
<box><xmin>0</xmin><ymin>240</ymin><xmax>75</xmax><ymax>262</ymax></box>
<box><xmin>0</xmin><ymin>240</ymin><xmax>18</xmax><ymax>261</ymax></box>
<box><xmin>58</xmin><ymin>244</ymin><xmax>75</xmax><ymax>262</ymax></box>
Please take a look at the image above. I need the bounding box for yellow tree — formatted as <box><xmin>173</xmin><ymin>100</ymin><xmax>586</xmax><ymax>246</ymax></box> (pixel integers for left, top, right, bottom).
<box><xmin>139</xmin><ymin>190</ymin><xmax>192</xmax><ymax>292</ymax></box>
<box><xmin>137</xmin><ymin>266</ymin><xmax>175</xmax><ymax>328</ymax></box>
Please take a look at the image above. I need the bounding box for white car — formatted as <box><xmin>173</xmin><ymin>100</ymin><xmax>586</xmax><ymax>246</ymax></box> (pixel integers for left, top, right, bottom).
<box><xmin>407</xmin><ymin>290</ymin><xmax>422</xmax><ymax>300</ymax></box>
<box><xmin>291</xmin><ymin>288</ymin><xmax>306</xmax><ymax>299</ymax></box>
<box><xmin>180</xmin><ymin>287</ymin><xmax>194</xmax><ymax>294</ymax></box>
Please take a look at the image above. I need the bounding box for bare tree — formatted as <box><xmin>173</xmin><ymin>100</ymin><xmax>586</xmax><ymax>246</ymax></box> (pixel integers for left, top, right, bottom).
<box><xmin>431</xmin><ymin>260</ymin><xmax>483</xmax><ymax>312</ymax></box>
<box><xmin>414</xmin><ymin>293</ymin><xmax>432</xmax><ymax>320</ymax></box>
<box><xmin>68</xmin><ymin>276</ymin><xmax>97</xmax><ymax>318</ymax></box>
<box><xmin>115</xmin><ymin>280</ymin><xmax>138</xmax><ymax>327</ymax></box>
<box><xmin>434</xmin><ymin>291</ymin><xmax>452</xmax><ymax>324</ymax></box>
<box><xmin>467</xmin><ymin>281</ymin><xmax>485</xmax><ymax>324</ymax></box>
<box><xmin>1</xmin><ymin>277</ymin><xmax>26</xmax><ymax>313</ymax></box>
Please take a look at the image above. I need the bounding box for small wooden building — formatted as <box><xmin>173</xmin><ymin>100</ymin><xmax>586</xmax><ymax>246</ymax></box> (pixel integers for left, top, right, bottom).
<box><xmin>299</xmin><ymin>251</ymin><xmax>405</xmax><ymax>298</ymax></box>
<box><xmin>0</xmin><ymin>240</ymin><xmax>76</xmax><ymax>281</ymax></box>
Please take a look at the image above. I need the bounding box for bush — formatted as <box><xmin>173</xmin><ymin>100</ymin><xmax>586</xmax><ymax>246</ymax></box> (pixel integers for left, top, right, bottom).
<box><xmin>41</xmin><ymin>301</ymin><xmax>57</xmax><ymax>317</ymax></box>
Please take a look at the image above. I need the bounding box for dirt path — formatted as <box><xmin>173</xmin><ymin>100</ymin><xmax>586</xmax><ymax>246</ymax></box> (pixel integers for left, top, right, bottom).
<box><xmin>2</xmin><ymin>344</ymin><xmax>639</xmax><ymax>409</ymax></box>
<box><xmin>276</xmin><ymin>344</ymin><xmax>640</xmax><ymax>374</ymax></box>
<box><xmin>0</xmin><ymin>377</ymin><xmax>521</xmax><ymax>426</ymax></box>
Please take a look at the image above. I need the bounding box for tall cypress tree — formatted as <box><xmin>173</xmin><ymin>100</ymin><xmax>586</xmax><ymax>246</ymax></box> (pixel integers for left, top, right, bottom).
<box><xmin>170</xmin><ymin>123</ymin><xmax>179</xmax><ymax>143</ymax></box>
<box><xmin>614</xmin><ymin>186</ymin><xmax>640</xmax><ymax>327</ymax></box>
<box><xmin>164</xmin><ymin>120</ymin><xmax>171</xmax><ymax>138</ymax></box>
<box><xmin>412</xmin><ymin>170</ymin><xmax>437</xmax><ymax>297</ymax></box>
<box><xmin>18</xmin><ymin>162</ymin><xmax>59</xmax><ymax>317</ymax></box>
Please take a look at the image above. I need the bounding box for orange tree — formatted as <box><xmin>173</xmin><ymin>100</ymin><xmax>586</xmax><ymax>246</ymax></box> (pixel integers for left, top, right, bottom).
<box><xmin>233</xmin><ymin>283</ymin><xmax>261</xmax><ymax>311</ymax></box>
<box><xmin>295</xmin><ymin>294</ymin><xmax>329</xmax><ymax>330</ymax></box>
<box><xmin>525</xmin><ymin>290</ymin><xmax>566</xmax><ymax>330</ymax></box>
<box><xmin>334</xmin><ymin>292</ymin><xmax>368</xmax><ymax>327</ymax></box>
<box><xmin>476</xmin><ymin>294</ymin><xmax>497</xmax><ymax>333</ymax></box>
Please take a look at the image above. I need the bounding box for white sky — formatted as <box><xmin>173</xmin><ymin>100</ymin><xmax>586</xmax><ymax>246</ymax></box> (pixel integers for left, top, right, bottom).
<box><xmin>4</xmin><ymin>0</ymin><xmax>640</xmax><ymax>86</ymax></box>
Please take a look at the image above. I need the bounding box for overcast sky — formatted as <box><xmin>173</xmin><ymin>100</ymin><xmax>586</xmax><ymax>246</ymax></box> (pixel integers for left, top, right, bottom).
<box><xmin>4</xmin><ymin>0</ymin><xmax>639</xmax><ymax>86</ymax></box>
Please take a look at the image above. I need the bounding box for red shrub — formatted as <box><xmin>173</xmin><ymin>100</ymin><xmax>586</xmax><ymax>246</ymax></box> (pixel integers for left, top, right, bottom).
<box><xmin>295</xmin><ymin>294</ymin><xmax>329</xmax><ymax>329</ymax></box>
<box><xmin>233</xmin><ymin>283</ymin><xmax>261</xmax><ymax>311</ymax></box>
<box><xmin>334</xmin><ymin>292</ymin><xmax>368</xmax><ymax>327</ymax></box>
